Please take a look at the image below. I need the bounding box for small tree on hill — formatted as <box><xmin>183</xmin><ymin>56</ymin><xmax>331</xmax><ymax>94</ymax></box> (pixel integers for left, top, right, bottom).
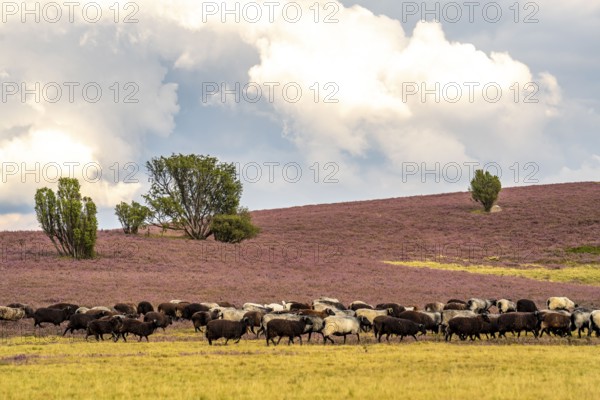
<box><xmin>469</xmin><ymin>169</ymin><xmax>501</xmax><ymax>212</ymax></box>
<box><xmin>143</xmin><ymin>154</ymin><xmax>255</xmax><ymax>240</ymax></box>
<box><xmin>34</xmin><ymin>177</ymin><xmax>97</xmax><ymax>259</ymax></box>
<box><xmin>115</xmin><ymin>201</ymin><xmax>151</xmax><ymax>234</ymax></box>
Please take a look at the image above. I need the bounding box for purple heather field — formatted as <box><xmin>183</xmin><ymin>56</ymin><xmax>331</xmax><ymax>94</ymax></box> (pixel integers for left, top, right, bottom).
<box><xmin>1</xmin><ymin>182</ymin><xmax>599</xmax><ymax>311</ymax></box>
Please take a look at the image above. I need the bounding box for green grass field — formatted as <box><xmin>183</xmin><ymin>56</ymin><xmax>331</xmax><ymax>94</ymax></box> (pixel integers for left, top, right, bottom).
<box><xmin>1</xmin><ymin>333</ymin><xmax>599</xmax><ymax>400</ymax></box>
<box><xmin>385</xmin><ymin>260</ymin><xmax>600</xmax><ymax>286</ymax></box>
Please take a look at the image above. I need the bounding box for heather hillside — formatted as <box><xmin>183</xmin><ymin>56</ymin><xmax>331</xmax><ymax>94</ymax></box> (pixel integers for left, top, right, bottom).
<box><xmin>1</xmin><ymin>182</ymin><xmax>599</xmax><ymax>308</ymax></box>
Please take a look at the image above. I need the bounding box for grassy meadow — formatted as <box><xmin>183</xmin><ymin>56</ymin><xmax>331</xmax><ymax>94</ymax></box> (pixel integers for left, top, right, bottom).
<box><xmin>0</xmin><ymin>333</ymin><xmax>599</xmax><ymax>400</ymax></box>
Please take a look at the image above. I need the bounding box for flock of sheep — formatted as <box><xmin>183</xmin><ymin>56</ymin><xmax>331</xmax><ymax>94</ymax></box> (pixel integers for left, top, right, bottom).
<box><xmin>0</xmin><ymin>296</ymin><xmax>597</xmax><ymax>345</ymax></box>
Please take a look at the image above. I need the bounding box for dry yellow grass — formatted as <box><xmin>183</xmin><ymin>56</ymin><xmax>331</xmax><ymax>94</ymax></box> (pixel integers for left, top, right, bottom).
<box><xmin>384</xmin><ymin>260</ymin><xmax>600</xmax><ymax>286</ymax></box>
<box><xmin>0</xmin><ymin>336</ymin><xmax>599</xmax><ymax>399</ymax></box>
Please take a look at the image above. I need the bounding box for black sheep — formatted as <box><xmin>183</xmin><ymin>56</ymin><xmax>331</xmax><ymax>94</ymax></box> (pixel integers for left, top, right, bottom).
<box><xmin>114</xmin><ymin>303</ymin><xmax>138</xmax><ymax>318</ymax></box>
<box><xmin>115</xmin><ymin>318</ymin><xmax>159</xmax><ymax>342</ymax></box>
<box><xmin>445</xmin><ymin>314</ymin><xmax>490</xmax><ymax>342</ymax></box>
<box><xmin>376</xmin><ymin>316</ymin><xmax>425</xmax><ymax>342</ymax></box>
<box><xmin>516</xmin><ymin>299</ymin><xmax>538</xmax><ymax>313</ymax></box>
<box><xmin>34</xmin><ymin>307</ymin><xmax>73</xmax><ymax>327</ymax></box>
<box><xmin>63</xmin><ymin>313</ymin><xmax>103</xmax><ymax>336</ymax></box>
<box><xmin>397</xmin><ymin>311</ymin><xmax>437</xmax><ymax>334</ymax></box>
<box><xmin>86</xmin><ymin>317</ymin><xmax>122</xmax><ymax>341</ymax></box>
<box><xmin>137</xmin><ymin>301</ymin><xmax>154</xmax><ymax>315</ymax></box>
<box><xmin>205</xmin><ymin>317</ymin><xmax>251</xmax><ymax>345</ymax></box>
<box><xmin>498</xmin><ymin>312</ymin><xmax>542</xmax><ymax>338</ymax></box>
<box><xmin>48</xmin><ymin>303</ymin><xmax>79</xmax><ymax>319</ymax></box>
<box><xmin>182</xmin><ymin>303</ymin><xmax>210</xmax><ymax>320</ymax></box>
<box><xmin>144</xmin><ymin>312</ymin><xmax>172</xmax><ymax>331</ymax></box>
<box><xmin>192</xmin><ymin>310</ymin><xmax>219</xmax><ymax>333</ymax></box>
<box><xmin>375</xmin><ymin>303</ymin><xmax>406</xmax><ymax>317</ymax></box>
<box><xmin>266</xmin><ymin>317</ymin><xmax>313</xmax><ymax>346</ymax></box>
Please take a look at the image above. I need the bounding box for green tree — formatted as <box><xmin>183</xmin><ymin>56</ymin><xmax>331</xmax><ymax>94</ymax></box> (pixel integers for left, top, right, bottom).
<box><xmin>143</xmin><ymin>154</ymin><xmax>243</xmax><ymax>239</ymax></box>
<box><xmin>115</xmin><ymin>201</ymin><xmax>151</xmax><ymax>234</ymax></box>
<box><xmin>469</xmin><ymin>169</ymin><xmax>501</xmax><ymax>212</ymax></box>
<box><xmin>212</xmin><ymin>208</ymin><xmax>260</xmax><ymax>243</ymax></box>
<box><xmin>34</xmin><ymin>177</ymin><xmax>97</xmax><ymax>259</ymax></box>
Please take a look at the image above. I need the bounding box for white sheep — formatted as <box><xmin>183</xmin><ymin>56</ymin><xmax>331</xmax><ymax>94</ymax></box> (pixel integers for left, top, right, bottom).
<box><xmin>496</xmin><ymin>299</ymin><xmax>517</xmax><ymax>314</ymax></box>
<box><xmin>547</xmin><ymin>297</ymin><xmax>577</xmax><ymax>311</ymax></box>
<box><xmin>0</xmin><ymin>306</ymin><xmax>25</xmax><ymax>321</ymax></box>
<box><xmin>322</xmin><ymin>316</ymin><xmax>365</xmax><ymax>344</ymax></box>
<box><xmin>355</xmin><ymin>308</ymin><xmax>391</xmax><ymax>325</ymax></box>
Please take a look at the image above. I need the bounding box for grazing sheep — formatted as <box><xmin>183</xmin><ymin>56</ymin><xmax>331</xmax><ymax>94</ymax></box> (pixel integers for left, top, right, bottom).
<box><xmin>355</xmin><ymin>308</ymin><xmax>392</xmax><ymax>327</ymax></box>
<box><xmin>217</xmin><ymin>308</ymin><xmax>247</xmax><ymax>322</ymax></box>
<box><xmin>192</xmin><ymin>310</ymin><xmax>219</xmax><ymax>333</ymax></box>
<box><xmin>539</xmin><ymin>313</ymin><xmax>571</xmax><ymax>338</ymax></box>
<box><xmin>182</xmin><ymin>303</ymin><xmax>210</xmax><ymax>320</ymax></box>
<box><xmin>467</xmin><ymin>298</ymin><xmax>497</xmax><ymax>313</ymax></box>
<box><xmin>497</xmin><ymin>312</ymin><xmax>542</xmax><ymax>338</ymax></box>
<box><xmin>301</xmin><ymin>315</ymin><xmax>326</xmax><ymax>343</ymax></box>
<box><xmin>115</xmin><ymin>318</ymin><xmax>159</xmax><ymax>342</ymax></box>
<box><xmin>322</xmin><ymin>316</ymin><xmax>370</xmax><ymax>344</ymax></box>
<box><xmin>547</xmin><ymin>297</ymin><xmax>577</xmax><ymax>312</ymax></box>
<box><xmin>313</xmin><ymin>297</ymin><xmax>346</xmax><ymax>311</ymax></box>
<box><xmin>114</xmin><ymin>303</ymin><xmax>138</xmax><ymax>318</ymax></box>
<box><xmin>447</xmin><ymin>299</ymin><xmax>467</xmax><ymax>305</ymax></box>
<box><xmin>479</xmin><ymin>314</ymin><xmax>501</xmax><ymax>339</ymax></box>
<box><xmin>375</xmin><ymin>303</ymin><xmax>406</xmax><ymax>317</ymax></box>
<box><xmin>424</xmin><ymin>302</ymin><xmax>445</xmax><ymax>313</ymax></box>
<box><xmin>6</xmin><ymin>303</ymin><xmax>34</xmax><ymax>318</ymax></box>
<box><xmin>571</xmin><ymin>308</ymin><xmax>593</xmax><ymax>338</ymax></box>
<box><xmin>0</xmin><ymin>306</ymin><xmax>25</xmax><ymax>321</ymax></box>
<box><xmin>243</xmin><ymin>311</ymin><xmax>265</xmax><ymax>336</ymax></box>
<box><xmin>445</xmin><ymin>314</ymin><xmax>490</xmax><ymax>342</ymax></box>
<box><xmin>298</xmin><ymin>309</ymin><xmax>336</xmax><ymax>319</ymax></box>
<box><xmin>266</xmin><ymin>316</ymin><xmax>313</xmax><ymax>346</ymax></box>
<box><xmin>440</xmin><ymin>310</ymin><xmax>477</xmax><ymax>329</ymax></box>
<box><xmin>285</xmin><ymin>302</ymin><xmax>311</xmax><ymax>311</ymax></box>
<box><xmin>259</xmin><ymin>313</ymin><xmax>302</xmax><ymax>337</ymax></box>
<box><xmin>444</xmin><ymin>302</ymin><xmax>468</xmax><ymax>311</ymax></box>
<box><xmin>144</xmin><ymin>312</ymin><xmax>172</xmax><ymax>331</ymax></box>
<box><xmin>397</xmin><ymin>311</ymin><xmax>437</xmax><ymax>334</ymax></box>
<box><xmin>516</xmin><ymin>299</ymin><xmax>538</xmax><ymax>312</ymax></box>
<box><xmin>216</xmin><ymin>301</ymin><xmax>237</xmax><ymax>308</ymax></box>
<box><xmin>205</xmin><ymin>317</ymin><xmax>251</xmax><ymax>345</ymax></box>
<box><xmin>587</xmin><ymin>310</ymin><xmax>600</xmax><ymax>337</ymax></box>
<box><xmin>63</xmin><ymin>313</ymin><xmax>104</xmax><ymax>336</ymax></box>
<box><xmin>497</xmin><ymin>299</ymin><xmax>517</xmax><ymax>314</ymax></box>
<box><xmin>264</xmin><ymin>303</ymin><xmax>285</xmax><ymax>312</ymax></box>
<box><xmin>137</xmin><ymin>301</ymin><xmax>154</xmax><ymax>315</ymax></box>
<box><xmin>85</xmin><ymin>316</ymin><xmax>122</xmax><ymax>341</ymax></box>
<box><xmin>349</xmin><ymin>301</ymin><xmax>374</xmax><ymax>311</ymax></box>
<box><xmin>157</xmin><ymin>302</ymin><xmax>184</xmax><ymax>320</ymax></box>
<box><xmin>48</xmin><ymin>303</ymin><xmax>78</xmax><ymax>319</ymax></box>
<box><xmin>243</xmin><ymin>303</ymin><xmax>272</xmax><ymax>313</ymax></box>
<box><xmin>375</xmin><ymin>316</ymin><xmax>426</xmax><ymax>342</ymax></box>
<box><xmin>33</xmin><ymin>307</ymin><xmax>73</xmax><ymax>327</ymax></box>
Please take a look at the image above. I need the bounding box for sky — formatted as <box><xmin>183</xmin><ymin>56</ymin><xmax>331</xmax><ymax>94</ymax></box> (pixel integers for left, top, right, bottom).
<box><xmin>0</xmin><ymin>0</ymin><xmax>598</xmax><ymax>230</ymax></box>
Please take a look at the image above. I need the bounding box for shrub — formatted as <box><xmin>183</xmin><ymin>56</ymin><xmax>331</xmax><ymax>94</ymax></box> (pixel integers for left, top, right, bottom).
<box><xmin>34</xmin><ymin>177</ymin><xmax>97</xmax><ymax>259</ymax></box>
<box><xmin>115</xmin><ymin>201</ymin><xmax>151</xmax><ymax>234</ymax></box>
<box><xmin>469</xmin><ymin>169</ymin><xmax>501</xmax><ymax>212</ymax></box>
<box><xmin>211</xmin><ymin>209</ymin><xmax>260</xmax><ymax>243</ymax></box>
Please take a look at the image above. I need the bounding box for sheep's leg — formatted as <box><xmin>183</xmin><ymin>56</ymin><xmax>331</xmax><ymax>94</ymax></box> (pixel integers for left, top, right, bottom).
<box><xmin>412</xmin><ymin>335</ymin><xmax>418</xmax><ymax>341</ymax></box>
<box><xmin>298</xmin><ymin>335</ymin><xmax>302</xmax><ymax>345</ymax></box>
<box><xmin>276</xmin><ymin>336</ymin><xmax>283</xmax><ymax>346</ymax></box>
<box><xmin>356</xmin><ymin>333</ymin><xmax>360</xmax><ymax>343</ymax></box>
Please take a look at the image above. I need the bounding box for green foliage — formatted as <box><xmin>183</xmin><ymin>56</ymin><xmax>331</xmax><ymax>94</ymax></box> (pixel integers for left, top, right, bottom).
<box><xmin>115</xmin><ymin>201</ymin><xmax>151</xmax><ymax>234</ymax></box>
<box><xmin>469</xmin><ymin>169</ymin><xmax>501</xmax><ymax>212</ymax></box>
<box><xmin>212</xmin><ymin>208</ymin><xmax>260</xmax><ymax>243</ymax></box>
<box><xmin>566</xmin><ymin>245</ymin><xmax>600</xmax><ymax>255</ymax></box>
<box><xmin>143</xmin><ymin>154</ymin><xmax>242</xmax><ymax>240</ymax></box>
<box><xmin>34</xmin><ymin>177</ymin><xmax>97</xmax><ymax>259</ymax></box>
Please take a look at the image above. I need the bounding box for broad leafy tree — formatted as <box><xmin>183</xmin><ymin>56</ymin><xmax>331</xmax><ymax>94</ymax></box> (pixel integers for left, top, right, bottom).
<box><xmin>143</xmin><ymin>154</ymin><xmax>243</xmax><ymax>239</ymax></box>
<box><xmin>115</xmin><ymin>201</ymin><xmax>151</xmax><ymax>234</ymax></box>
